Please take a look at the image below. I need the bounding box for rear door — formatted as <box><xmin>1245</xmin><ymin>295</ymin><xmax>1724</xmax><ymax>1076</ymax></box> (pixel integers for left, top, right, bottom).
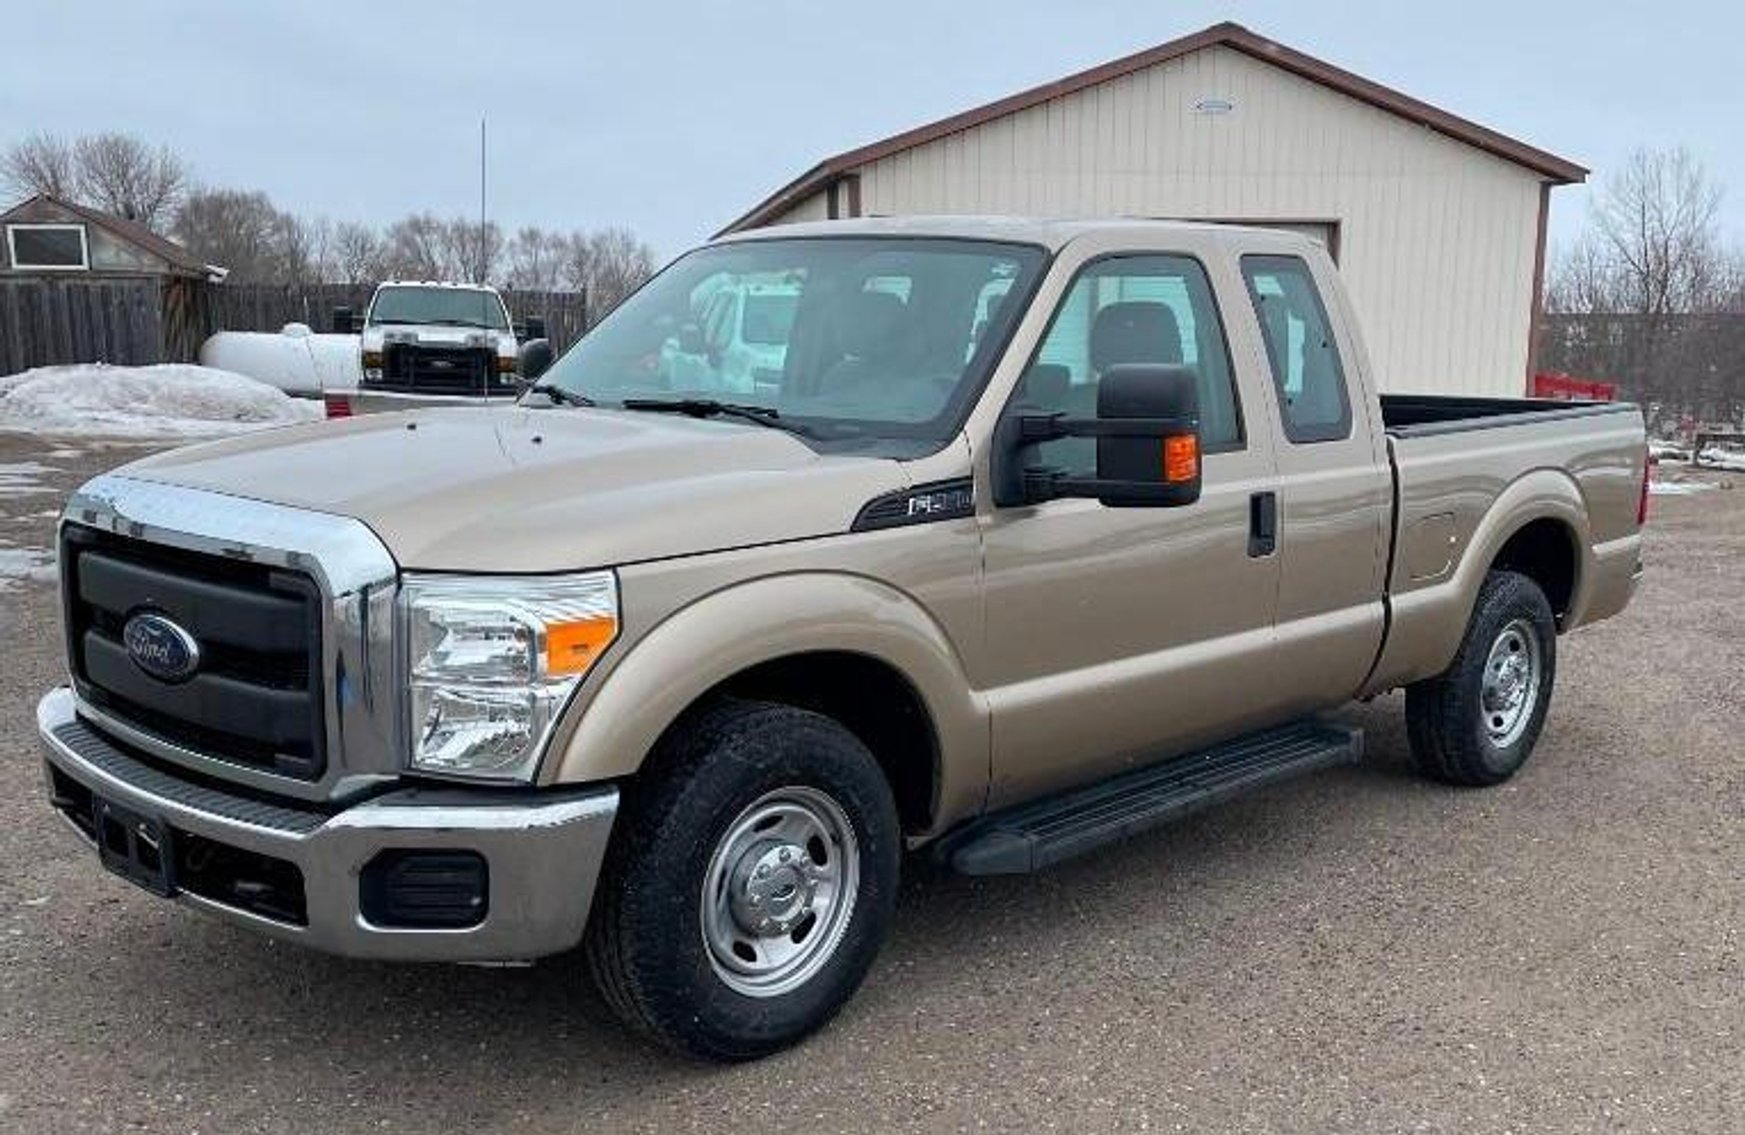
<box><xmin>1236</xmin><ymin>251</ymin><xmax>1390</xmax><ymax>711</ymax></box>
<box><xmin>979</xmin><ymin>240</ymin><xmax>1283</xmax><ymax>807</ymax></box>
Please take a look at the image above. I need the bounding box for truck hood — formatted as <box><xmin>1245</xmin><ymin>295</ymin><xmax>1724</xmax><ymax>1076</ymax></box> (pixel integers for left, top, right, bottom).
<box><xmin>115</xmin><ymin>407</ymin><xmax>909</xmax><ymax>572</ymax></box>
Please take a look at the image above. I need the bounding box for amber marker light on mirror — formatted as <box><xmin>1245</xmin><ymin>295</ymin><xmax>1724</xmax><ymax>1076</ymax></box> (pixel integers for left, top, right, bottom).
<box><xmin>1164</xmin><ymin>435</ymin><xmax>1200</xmax><ymax>483</ymax></box>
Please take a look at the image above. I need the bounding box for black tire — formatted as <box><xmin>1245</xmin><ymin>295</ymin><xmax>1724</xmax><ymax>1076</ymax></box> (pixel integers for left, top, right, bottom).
<box><xmin>584</xmin><ymin>699</ymin><xmax>901</xmax><ymax>1061</ymax></box>
<box><xmin>1405</xmin><ymin>570</ymin><xmax>1558</xmax><ymax>787</ymax></box>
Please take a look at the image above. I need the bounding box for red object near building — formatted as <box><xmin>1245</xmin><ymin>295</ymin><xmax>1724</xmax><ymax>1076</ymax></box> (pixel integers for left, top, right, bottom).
<box><xmin>1533</xmin><ymin>371</ymin><xmax>1616</xmax><ymax>401</ymax></box>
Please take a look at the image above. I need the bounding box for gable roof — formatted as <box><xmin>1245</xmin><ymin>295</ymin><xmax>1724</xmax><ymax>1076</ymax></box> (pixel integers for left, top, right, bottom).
<box><xmin>719</xmin><ymin>21</ymin><xmax>1587</xmax><ymax>235</ymax></box>
<box><xmin>0</xmin><ymin>193</ymin><xmax>211</xmax><ymax>276</ymax></box>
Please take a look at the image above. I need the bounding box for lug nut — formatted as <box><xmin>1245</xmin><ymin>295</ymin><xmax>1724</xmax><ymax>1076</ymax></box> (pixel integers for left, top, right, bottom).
<box><xmin>779</xmin><ymin>848</ymin><xmax>792</xmax><ymax>863</ymax></box>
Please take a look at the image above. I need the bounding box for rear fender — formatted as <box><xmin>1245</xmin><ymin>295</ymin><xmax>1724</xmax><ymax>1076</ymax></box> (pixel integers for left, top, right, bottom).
<box><xmin>1365</xmin><ymin>469</ymin><xmax>1592</xmax><ymax>694</ymax></box>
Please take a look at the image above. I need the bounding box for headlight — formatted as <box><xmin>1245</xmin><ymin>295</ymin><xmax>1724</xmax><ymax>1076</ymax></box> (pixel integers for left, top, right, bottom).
<box><xmin>402</xmin><ymin>572</ymin><xmax>619</xmax><ymax>781</ymax></box>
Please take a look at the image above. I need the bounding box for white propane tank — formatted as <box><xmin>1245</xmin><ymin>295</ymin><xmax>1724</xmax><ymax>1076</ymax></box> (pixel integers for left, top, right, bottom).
<box><xmin>199</xmin><ymin>325</ymin><xmax>362</xmax><ymax>399</ymax></box>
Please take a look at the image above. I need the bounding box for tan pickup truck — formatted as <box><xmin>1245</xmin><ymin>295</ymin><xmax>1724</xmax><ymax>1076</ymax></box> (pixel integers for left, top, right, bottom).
<box><xmin>39</xmin><ymin>218</ymin><xmax>1646</xmax><ymax>1060</ymax></box>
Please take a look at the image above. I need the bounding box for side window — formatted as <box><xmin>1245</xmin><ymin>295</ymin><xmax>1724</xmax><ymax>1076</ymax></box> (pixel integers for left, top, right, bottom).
<box><xmin>1020</xmin><ymin>255</ymin><xmax>1242</xmax><ymax>475</ymax></box>
<box><xmin>1241</xmin><ymin>255</ymin><xmax>1352</xmax><ymax>444</ymax></box>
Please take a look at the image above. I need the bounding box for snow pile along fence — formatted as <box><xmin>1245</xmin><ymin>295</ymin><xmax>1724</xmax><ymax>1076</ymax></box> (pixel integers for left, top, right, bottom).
<box><xmin>0</xmin><ymin>363</ymin><xmax>322</xmax><ymax>438</ymax></box>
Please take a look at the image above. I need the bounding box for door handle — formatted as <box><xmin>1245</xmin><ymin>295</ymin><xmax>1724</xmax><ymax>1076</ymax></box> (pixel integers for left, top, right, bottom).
<box><xmin>1248</xmin><ymin>491</ymin><xmax>1278</xmax><ymax>557</ymax></box>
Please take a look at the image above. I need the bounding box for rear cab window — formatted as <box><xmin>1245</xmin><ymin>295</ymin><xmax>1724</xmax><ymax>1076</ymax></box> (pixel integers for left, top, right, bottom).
<box><xmin>1240</xmin><ymin>255</ymin><xmax>1352</xmax><ymax>443</ymax></box>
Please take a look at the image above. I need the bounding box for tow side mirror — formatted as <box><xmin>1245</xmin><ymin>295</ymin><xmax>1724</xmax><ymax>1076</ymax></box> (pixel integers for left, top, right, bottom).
<box><xmin>996</xmin><ymin>363</ymin><xmax>1202</xmax><ymax>508</ymax></box>
<box><xmin>331</xmin><ymin>307</ymin><xmax>359</xmax><ymax>335</ymax></box>
<box><xmin>518</xmin><ymin>338</ymin><xmax>554</xmax><ymax>382</ymax></box>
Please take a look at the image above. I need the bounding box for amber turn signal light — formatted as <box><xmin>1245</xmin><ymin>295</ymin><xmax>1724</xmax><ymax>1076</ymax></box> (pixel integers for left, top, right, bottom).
<box><xmin>1163</xmin><ymin>434</ymin><xmax>1199</xmax><ymax>483</ymax></box>
<box><xmin>545</xmin><ymin>616</ymin><xmax>619</xmax><ymax>676</ymax></box>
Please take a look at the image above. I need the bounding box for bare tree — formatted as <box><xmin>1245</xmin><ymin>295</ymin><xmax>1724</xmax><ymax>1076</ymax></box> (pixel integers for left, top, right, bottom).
<box><xmin>72</xmin><ymin>132</ymin><xmax>188</xmax><ymax>229</ymax></box>
<box><xmin>560</xmin><ymin>227</ymin><xmax>655</xmax><ymax>321</ymax></box>
<box><xmin>1</xmin><ymin>132</ymin><xmax>77</xmax><ymax>201</ymax></box>
<box><xmin>330</xmin><ymin>221</ymin><xmax>385</xmax><ymax>285</ymax></box>
<box><xmin>505</xmin><ymin>226</ymin><xmax>566</xmax><ymax>291</ymax></box>
<box><xmin>439</xmin><ymin>217</ymin><xmax>504</xmax><ymax>284</ymax></box>
<box><xmin>1544</xmin><ymin>147</ymin><xmax>1744</xmax><ymax>424</ymax></box>
<box><xmin>379</xmin><ymin>212</ymin><xmax>450</xmax><ymax>280</ymax></box>
<box><xmin>173</xmin><ymin>188</ymin><xmax>312</xmax><ymax>284</ymax></box>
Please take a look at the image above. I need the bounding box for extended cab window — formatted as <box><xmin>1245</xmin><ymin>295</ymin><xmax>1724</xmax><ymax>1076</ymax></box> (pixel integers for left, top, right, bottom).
<box><xmin>1241</xmin><ymin>255</ymin><xmax>1351</xmax><ymax>443</ymax></box>
<box><xmin>1018</xmin><ymin>255</ymin><xmax>1241</xmax><ymax>474</ymax></box>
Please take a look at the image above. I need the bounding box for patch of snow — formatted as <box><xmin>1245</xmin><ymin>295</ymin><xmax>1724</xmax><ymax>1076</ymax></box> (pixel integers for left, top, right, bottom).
<box><xmin>0</xmin><ymin>461</ymin><xmax>56</xmax><ymax>499</ymax></box>
<box><xmin>1649</xmin><ymin>480</ymin><xmax>1718</xmax><ymax>496</ymax></box>
<box><xmin>0</xmin><ymin>545</ymin><xmax>55</xmax><ymax>590</ymax></box>
<box><xmin>0</xmin><ymin>363</ymin><xmax>322</xmax><ymax>439</ymax></box>
<box><xmin>1695</xmin><ymin>447</ymin><xmax>1745</xmax><ymax>472</ymax></box>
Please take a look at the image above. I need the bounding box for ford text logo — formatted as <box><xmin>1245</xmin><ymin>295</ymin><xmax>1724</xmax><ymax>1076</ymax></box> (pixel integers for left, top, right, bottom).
<box><xmin>122</xmin><ymin>612</ymin><xmax>201</xmax><ymax>683</ymax></box>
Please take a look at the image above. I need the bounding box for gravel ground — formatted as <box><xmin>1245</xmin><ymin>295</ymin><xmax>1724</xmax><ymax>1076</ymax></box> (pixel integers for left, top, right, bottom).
<box><xmin>0</xmin><ymin>431</ymin><xmax>1739</xmax><ymax>1134</ymax></box>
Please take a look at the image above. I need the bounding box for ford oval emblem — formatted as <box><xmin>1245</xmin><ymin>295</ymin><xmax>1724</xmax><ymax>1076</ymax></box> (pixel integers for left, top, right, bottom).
<box><xmin>122</xmin><ymin>612</ymin><xmax>201</xmax><ymax>683</ymax></box>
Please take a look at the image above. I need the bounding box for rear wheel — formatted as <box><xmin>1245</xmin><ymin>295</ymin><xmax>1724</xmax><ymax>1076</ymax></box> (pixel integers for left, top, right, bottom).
<box><xmin>1405</xmin><ymin>570</ymin><xmax>1558</xmax><ymax>786</ymax></box>
<box><xmin>584</xmin><ymin>700</ymin><xmax>900</xmax><ymax>1061</ymax></box>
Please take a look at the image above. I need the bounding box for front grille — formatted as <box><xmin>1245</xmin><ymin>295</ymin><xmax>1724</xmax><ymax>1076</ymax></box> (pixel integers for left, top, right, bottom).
<box><xmin>371</xmin><ymin>344</ymin><xmax>514</xmax><ymax>397</ymax></box>
<box><xmin>62</xmin><ymin>524</ymin><xmax>326</xmax><ymax>781</ymax></box>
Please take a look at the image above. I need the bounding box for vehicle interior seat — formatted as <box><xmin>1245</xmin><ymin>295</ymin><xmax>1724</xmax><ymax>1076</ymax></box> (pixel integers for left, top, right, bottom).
<box><xmin>818</xmin><ymin>289</ymin><xmax>912</xmax><ymax>402</ymax></box>
<box><xmin>1039</xmin><ymin>300</ymin><xmax>1192</xmax><ymax>469</ymax></box>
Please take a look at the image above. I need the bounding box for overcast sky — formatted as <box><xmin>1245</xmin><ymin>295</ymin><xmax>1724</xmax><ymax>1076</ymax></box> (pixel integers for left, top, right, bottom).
<box><xmin>4</xmin><ymin>0</ymin><xmax>1740</xmax><ymax>260</ymax></box>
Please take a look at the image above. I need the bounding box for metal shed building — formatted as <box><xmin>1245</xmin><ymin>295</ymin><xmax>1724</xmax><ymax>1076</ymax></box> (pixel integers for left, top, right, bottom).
<box><xmin>720</xmin><ymin>22</ymin><xmax>1586</xmax><ymax>396</ymax></box>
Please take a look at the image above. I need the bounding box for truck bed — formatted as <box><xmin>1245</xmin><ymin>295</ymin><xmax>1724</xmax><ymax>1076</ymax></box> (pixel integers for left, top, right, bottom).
<box><xmin>1380</xmin><ymin>394</ymin><xmax>1640</xmax><ymax>438</ymax></box>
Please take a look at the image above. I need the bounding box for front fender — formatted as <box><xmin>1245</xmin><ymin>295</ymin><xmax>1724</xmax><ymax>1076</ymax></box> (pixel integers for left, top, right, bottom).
<box><xmin>541</xmin><ymin>571</ymin><xmax>989</xmax><ymax>831</ymax></box>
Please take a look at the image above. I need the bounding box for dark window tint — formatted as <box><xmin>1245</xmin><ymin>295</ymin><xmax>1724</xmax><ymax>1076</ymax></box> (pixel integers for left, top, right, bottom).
<box><xmin>1018</xmin><ymin>254</ymin><xmax>1242</xmax><ymax>475</ymax></box>
<box><xmin>9</xmin><ymin>225</ymin><xmax>86</xmax><ymax>268</ymax></box>
<box><xmin>1241</xmin><ymin>255</ymin><xmax>1352</xmax><ymax>443</ymax></box>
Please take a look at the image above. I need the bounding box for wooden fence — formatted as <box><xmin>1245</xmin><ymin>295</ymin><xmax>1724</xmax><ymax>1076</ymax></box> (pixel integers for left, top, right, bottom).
<box><xmin>1</xmin><ymin>278</ymin><xmax>589</xmax><ymax>375</ymax></box>
<box><xmin>0</xmin><ymin>277</ymin><xmax>163</xmax><ymax>375</ymax></box>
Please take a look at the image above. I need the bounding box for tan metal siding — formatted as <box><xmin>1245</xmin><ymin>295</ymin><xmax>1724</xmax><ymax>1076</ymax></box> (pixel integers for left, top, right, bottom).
<box><xmin>770</xmin><ymin>45</ymin><xmax>1543</xmax><ymax>397</ymax></box>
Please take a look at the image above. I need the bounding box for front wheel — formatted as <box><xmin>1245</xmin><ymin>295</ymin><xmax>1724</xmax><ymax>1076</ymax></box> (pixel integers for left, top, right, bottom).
<box><xmin>1405</xmin><ymin>570</ymin><xmax>1558</xmax><ymax>786</ymax></box>
<box><xmin>584</xmin><ymin>700</ymin><xmax>901</xmax><ymax>1061</ymax></box>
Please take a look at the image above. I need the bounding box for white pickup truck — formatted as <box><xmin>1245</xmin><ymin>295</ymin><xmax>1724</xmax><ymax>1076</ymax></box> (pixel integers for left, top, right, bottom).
<box><xmin>336</xmin><ymin>281</ymin><xmax>544</xmax><ymax>413</ymax></box>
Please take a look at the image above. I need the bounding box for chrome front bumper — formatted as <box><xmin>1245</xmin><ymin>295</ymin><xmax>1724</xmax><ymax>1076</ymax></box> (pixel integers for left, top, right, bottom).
<box><xmin>37</xmin><ymin>687</ymin><xmax>617</xmax><ymax>963</ymax></box>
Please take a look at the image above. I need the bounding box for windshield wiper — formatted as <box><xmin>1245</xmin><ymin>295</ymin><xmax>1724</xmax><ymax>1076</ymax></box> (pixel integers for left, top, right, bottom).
<box><xmin>525</xmin><ymin>383</ymin><xmax>596</xmax><ymax>407</ymax></box>
<box><xmin>620</xmin><ymin>398</ymin><xmax>814</xmax><ymax>437</ymax></box>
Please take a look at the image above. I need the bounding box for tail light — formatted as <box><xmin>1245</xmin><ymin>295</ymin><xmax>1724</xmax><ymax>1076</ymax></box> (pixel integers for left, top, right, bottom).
<box><xmin>1637</xmin><ymin>443</ymin><xmax>1650</xmax><ymax>526</ymax></box>
<box><xmin>324</xmin><ymin>394</ymin><xmax>353</xmax><ymax>420</ymax></box>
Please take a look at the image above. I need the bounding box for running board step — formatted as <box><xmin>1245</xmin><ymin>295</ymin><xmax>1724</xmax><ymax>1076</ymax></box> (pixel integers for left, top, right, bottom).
<box><xmin>944</xmin><ymin>720</ymin><xmax>1363</xmax><ymax>875</ymax></box>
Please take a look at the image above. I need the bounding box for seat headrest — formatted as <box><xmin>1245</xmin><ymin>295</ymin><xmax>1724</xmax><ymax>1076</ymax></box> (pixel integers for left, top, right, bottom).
<box><xmin>838</xmin><ymin>289</ymin><xmax>907</xmax><ymax>361</ymax></box>
<box><xmin>1090</xmin><ymin>301</ymin><xmax>1183</xmax><ymax>372</ymax></box>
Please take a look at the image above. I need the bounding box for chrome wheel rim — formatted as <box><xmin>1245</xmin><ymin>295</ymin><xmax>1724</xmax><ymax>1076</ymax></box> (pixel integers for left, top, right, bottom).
<box><xmin>1481</xmin><ymin>618</ymin><xmax>1542</xmax><ymax>748</ymax></box>
<box><xmin>700</xmin><ymin>786</ymin><xmax>860</xmax><ymax>998</ymax></box>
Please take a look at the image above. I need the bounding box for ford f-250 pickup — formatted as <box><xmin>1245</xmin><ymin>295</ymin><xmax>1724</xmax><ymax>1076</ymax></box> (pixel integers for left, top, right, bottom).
<box><xmin>38</xmin><ymin>218</ymin><xmax>1646</xmax><ymax>1061</ymax></box>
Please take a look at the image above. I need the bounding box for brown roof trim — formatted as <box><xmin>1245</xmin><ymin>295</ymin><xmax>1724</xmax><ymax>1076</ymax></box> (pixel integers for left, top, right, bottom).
<box><xmin>0</xmin><ymin>193</ymin><xmax>210</xmax><ymax>276</ymax></box>
<box><xmin>717</xmin><ymin>21</ymin><xmax>1587</xmax><ymax>236</ymax></box>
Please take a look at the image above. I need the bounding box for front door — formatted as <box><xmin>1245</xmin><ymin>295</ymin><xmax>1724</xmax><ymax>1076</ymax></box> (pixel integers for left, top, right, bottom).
<box><xmin>980</xmin><ymin>251</ymin><xmax>1281</xmax><ymax>808</ymax></box>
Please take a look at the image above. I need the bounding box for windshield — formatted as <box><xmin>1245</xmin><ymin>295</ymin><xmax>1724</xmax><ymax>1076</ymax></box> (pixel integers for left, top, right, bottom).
<box><xmin>741</xmin><ymin>291</ymin><xmax>798</xmax><ymax>345</ymax></box>
<box><xmin>535</xmin><ymin>237</ymin><xmax>1046</xmax><ymax>452</ymax></box>
<box><xmin>369</xmin><ymin>286</ymin><xmax>509</xmax><ymax>330</ymax></box>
